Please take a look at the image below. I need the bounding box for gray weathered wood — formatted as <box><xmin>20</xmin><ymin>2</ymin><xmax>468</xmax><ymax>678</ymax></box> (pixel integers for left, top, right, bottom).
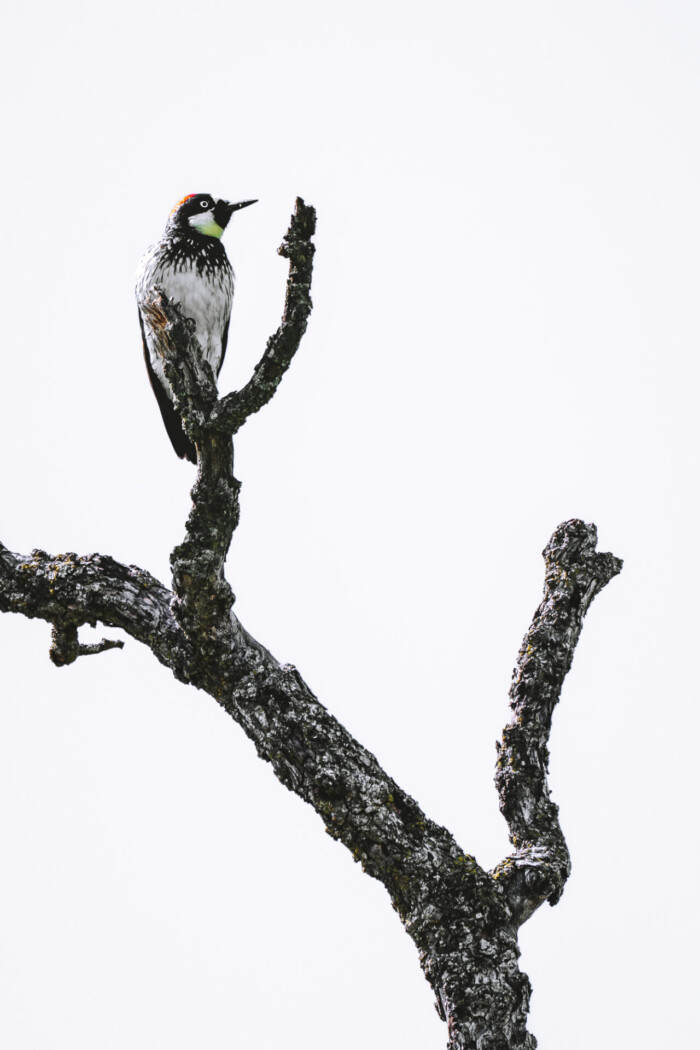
<box><xmin>0</xmin><ymin>199</ymin><xmax>621</xmax><ymax>1049</ymax></box>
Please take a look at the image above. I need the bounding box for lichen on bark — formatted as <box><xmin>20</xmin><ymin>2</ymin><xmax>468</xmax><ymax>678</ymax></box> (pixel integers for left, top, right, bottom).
<box><xmin>0</xmin><ymin>198</ymin><xmax>621</xmax><ymax>1049</ymax></box>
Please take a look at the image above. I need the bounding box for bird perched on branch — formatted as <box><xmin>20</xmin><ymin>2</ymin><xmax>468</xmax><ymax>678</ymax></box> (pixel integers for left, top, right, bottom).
<box><xmin>136</xmin><ymin>193</ymin><xmax>257</xmax><ymax>462</ymax></box>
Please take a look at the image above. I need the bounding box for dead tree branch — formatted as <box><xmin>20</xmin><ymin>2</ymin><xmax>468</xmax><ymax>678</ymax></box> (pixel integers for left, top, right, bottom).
<box><xmin>211</xmin><ymin>197</ymin><xmax>316</xmax><ymax>435</ymax></box>
<box><xmin>50</xmin><ymin>622</ymin><xmax>124</xmax><ymax>666</ymax></box>
<box><xmin>0</xmin><ymin>545</ymin><xmax>182</xmax><ymax>669</ymax></box>
<box><xmin>492</xmin><ymin>520</ymin><xmax>623</xmax><ymax>925</ymax></box>
<box><xmin>0</xmin><ymin>198</ymin><xmax>621</xmax><ymax>1050</ymax></box>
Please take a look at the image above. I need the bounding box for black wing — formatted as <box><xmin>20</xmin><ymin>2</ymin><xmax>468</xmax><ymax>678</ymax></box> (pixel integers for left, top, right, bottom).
<box><xmin>217</xmin><ymin>308</ymin><xmax>231</xmax><ymax>376</ymax></box>
<box><xmin>138</xmin><ymin>309</ymin><xmax>197</xmax><ymax>463</ymax></box>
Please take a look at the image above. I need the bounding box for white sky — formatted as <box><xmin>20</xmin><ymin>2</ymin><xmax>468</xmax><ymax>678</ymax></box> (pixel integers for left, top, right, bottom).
<box><xmin>1</xmin><ymin>1</ymin><xmax>698</xmax><ymax>1047</ymax></box>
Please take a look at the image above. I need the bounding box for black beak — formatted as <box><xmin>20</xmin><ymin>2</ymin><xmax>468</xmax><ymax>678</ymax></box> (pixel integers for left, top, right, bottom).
<box><xmin>214</xmin><ymin>198</ymin><xmax>258</xmax><ymax>229</ymax></box>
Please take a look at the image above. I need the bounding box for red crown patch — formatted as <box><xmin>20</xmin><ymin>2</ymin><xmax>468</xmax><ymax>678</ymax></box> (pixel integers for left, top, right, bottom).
<box><xmin>170</xmin><ymin>193</ymin><xmax>196</xmax><ymax>214</ymax></box>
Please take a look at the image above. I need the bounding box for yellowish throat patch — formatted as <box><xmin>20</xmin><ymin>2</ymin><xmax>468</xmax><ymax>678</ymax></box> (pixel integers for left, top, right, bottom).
<box><xmin>188</xmin><ymin>212</ymin><xmax>224</xmax><ymax>238</ymax></box>
<box><xmin>195</xmin><ymin>219</ymin><xmax>224</xmax><ymax>238</ymax></box>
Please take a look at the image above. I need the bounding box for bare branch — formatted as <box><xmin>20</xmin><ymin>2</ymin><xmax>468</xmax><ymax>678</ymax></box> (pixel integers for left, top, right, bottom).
<box><xmin>211</xmin><ymin>197</ymin><xmax>317</xmax><ymax>435</ymax></box>
<box><xmin>0</xmin><ymin>197</ymin><xmax>624</xmax><ymax>1049</ymax></box>
<box><xmin>77</xmin><ymin>637</ymin><xmax>124</xmax><ymax>657</ymax></box>
<box><xmin>183</xmin><ymin>633</ymin><xmax>529</xmax><ymax>1046</ymax></box>
<box><xmin>138</xmin><ymin>196</ymin><xmax>316</xmax><ymax>445</ymax></box>
<box><xmin>134</xmin><ymin>292</ymin><xmax>241</xmax><ymax>644</ymax></box>
<box><xmin>493</xmin><ymin>519</ymin><xmax>622</xmax><ymax>924</ymax></box>
<box><xmin>0</xmin><ymin>517</ymin><xmax>621</xmax><ymax>1049</ymax></box>
<box><xmin>49</xmin><ymin>622</ymin><xmax>124</xmax><ymax>666</ymax></box>
<box><xmin>137</xmin><ymin>201</ymin><xmax>316</xmax><ymax>650</ymax></box>
<box><xmin>0</xmin><ymin>544</ymin><xmax>184</xmax><ymax>673</ymax></box>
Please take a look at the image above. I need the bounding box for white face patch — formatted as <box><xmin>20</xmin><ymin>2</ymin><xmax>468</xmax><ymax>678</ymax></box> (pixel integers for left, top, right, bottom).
<box><xmin>188</xmin><ymin>205</ymin><xmax>224</xmax><ymax>238</ymax></box>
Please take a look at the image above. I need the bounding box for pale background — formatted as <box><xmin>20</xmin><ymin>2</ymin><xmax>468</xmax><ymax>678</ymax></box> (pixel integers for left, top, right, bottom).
<box><xmin>0</xmin><ymin>2</ymin><xmax>697</xmax><ymax>1047</ymax></box>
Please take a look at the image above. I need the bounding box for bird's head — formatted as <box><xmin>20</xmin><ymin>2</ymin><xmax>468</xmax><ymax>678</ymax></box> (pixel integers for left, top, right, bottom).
<box><xmin>167</xmin><ymin>193</ymin><xmax>257</xmax><ymax>239</ymax></box>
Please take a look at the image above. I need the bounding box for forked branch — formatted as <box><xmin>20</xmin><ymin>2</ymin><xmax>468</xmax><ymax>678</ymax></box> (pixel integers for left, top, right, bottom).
<box><xmin>138</xmin><ymin>198</ymin><xmax>317</xmax><ymax>654</ymax></box>
<box><xmin>211</xmin><ymin>196</ymin><xmax>316</xmax><ymax>434</ymax></box>
<box><xmin>0</xmin><ymin>196</ymin><xmax>622</xmax><ymax>1050</ymax></box>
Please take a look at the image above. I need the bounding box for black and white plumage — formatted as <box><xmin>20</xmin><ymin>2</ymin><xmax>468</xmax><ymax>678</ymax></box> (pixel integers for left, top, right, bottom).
<box><xmin>136</xmin><ymin>193</ymin><xmax>256</xmax><ymax>462</ymax></box>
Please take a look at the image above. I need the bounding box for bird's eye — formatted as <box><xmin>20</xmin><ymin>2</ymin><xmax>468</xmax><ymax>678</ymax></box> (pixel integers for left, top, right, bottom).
<box><xmin>200</xmin><ymin>200</ymin><xmax>209</xmax><ymax>209</ymax></box>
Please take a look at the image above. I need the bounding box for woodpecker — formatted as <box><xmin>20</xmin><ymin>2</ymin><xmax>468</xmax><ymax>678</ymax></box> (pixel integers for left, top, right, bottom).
<box><xmin>136</xmin><ymin>192</ymin><xmax>257</xmax><ymax>462</ymax></box>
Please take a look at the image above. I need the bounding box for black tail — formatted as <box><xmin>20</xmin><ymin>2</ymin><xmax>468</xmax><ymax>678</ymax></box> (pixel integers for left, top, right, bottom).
<box><xmin>152</xmin><ymin>386</ymin><xmax>197</xmax><ymax>463</ymax></box>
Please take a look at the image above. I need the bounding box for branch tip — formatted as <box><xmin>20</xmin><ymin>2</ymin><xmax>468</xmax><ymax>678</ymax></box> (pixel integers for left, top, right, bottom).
<box><xmin>50</xmin><ymin>622</ymin><xmax>125</xmax><ymax>667</ymax></box>
<box><xmin>494</xmin><ymin>519</ymin><xmax>622</xmax><ymax>924</ymax></box>
<box><xmin>543</xmin><ymin>517</ymin><xmax>623</xmax><ymax>580</ymax></box>
<box><xmin>278</xmin><ymin>197</ymin><xmax>317</xmax><ymax>259</ymax></box>
<box><xmin>211</xmin><ymin>197</ymin><xmax>317</xmax><ymax>436</ymax></box>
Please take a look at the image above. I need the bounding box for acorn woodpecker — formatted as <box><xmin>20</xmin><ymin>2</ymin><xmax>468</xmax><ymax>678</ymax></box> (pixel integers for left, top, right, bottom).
<box><xmin>136</xmin><ymin>193</ymin><xmax>257</xmax><ymax>462</ymax></box>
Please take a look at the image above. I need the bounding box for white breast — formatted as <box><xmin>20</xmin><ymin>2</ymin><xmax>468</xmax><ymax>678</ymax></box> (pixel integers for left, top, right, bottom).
<box><xmin>136</xmin><ymin>245</ymin><xmax>234</xmax><ymax>393</ymax></box>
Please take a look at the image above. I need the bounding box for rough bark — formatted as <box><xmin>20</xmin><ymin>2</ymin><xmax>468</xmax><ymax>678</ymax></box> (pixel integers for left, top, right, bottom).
<box><xmin>492</xmin><ymin>520</ymin><xmax>622</xmax><ymax>925</ymax></box>
<box><xmin>0</xmin><ymin>198</ymin><xmax>621</xmax><ymax>1049</ymax></box>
